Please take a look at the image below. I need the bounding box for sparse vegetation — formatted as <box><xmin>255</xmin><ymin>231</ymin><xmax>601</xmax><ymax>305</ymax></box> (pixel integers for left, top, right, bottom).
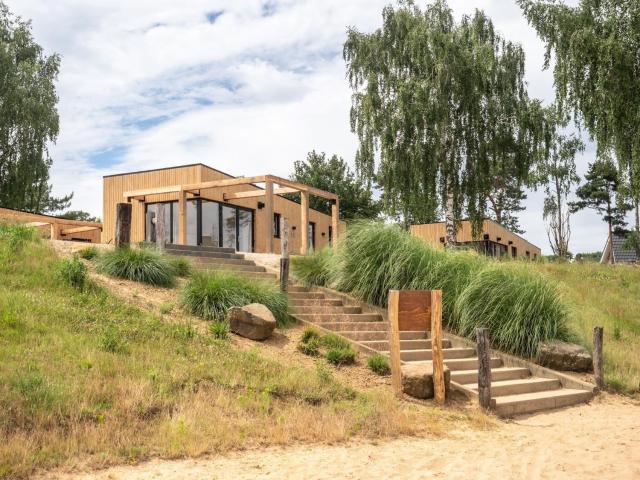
<box><xmin>181</xmin><ymin>271</ymin><xmax>289</xmax><ymax>326</ymax></box>
<box><xmin>322</xmin><ymin>332</ymin><xmax>352</xmax><ymax>350</ymax></box>
<box><xmin>367</xmin><ymin>353</ymin><xmax>390</xmax><ymax>375</ymax></box>
<box><xmin>57</xmin><ymin>256</ymin><xmax>88</xmax><ymax>290</ymax></box>
<box><xmin>168</xmin><ymin>256</ymin><xmax>191</xmax><ymax>277</ymax></box>
<box><xmin>77</xmin><ymin>246</ymin><xmax>99</xmax><ymax>260</ymax></box>
<box><xmin>97</xmin><ymin>247</ymin><xmax>176</xmax><ymax>286</ymax></box>
<box><xmin>297</xmin><ymin>336</ymin><xmax>320</xmax><ymax>356</ymax></box>
<box><xmin>291</xmin><ymin>247</ymin><xmax>334</xmax><ymax>287</ymax></box>
<box><xmin>326</xmin><ymin>347</ymin><xmax>357</xmax><ymax>366</ymax></box>
<box><xmin>209</xmin><ymin>320</ymin><xmax>229</xmax><ymax>340</ymax></box>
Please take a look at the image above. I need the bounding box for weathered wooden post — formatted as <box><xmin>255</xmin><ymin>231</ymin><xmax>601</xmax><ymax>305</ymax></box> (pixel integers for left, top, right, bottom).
<box><xmin>388</xmin><ymin>290</ymin><xmax>403</xmax><ymax>397</ymax></box>
<box><xmin>280</xmin><ymin>217</ymin><xmax>290</xmax><ymax>292</ymax></box>
<box><xmin>431</xmin><ymin>290</ymin><xmax>446</xmax><ymax>405</ymax></box>
<box><xmin>156</xmin><ymin>205</ymin><xmax>166</xmax><ymax>250</ymax></box>
<box><xmin>476</xmin><ymin>327</ymin><xmax>492</xmax><ymax>410</ymax></box>
<box><xmin>593</xmin><ymin>326</ymin><xmax>604</xmax><ymax>390</ymax></box>
<box><xmin>115</xmin><ymin>202</ymin><xmax>132</xmax><ymax>248</ymax></box>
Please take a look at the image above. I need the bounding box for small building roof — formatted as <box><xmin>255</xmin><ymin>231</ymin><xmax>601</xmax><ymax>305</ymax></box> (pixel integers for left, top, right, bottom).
<box><xmin>601</xmin><ymin>233</ymin><xmax>639</xmax><ymax>264</ymax></box>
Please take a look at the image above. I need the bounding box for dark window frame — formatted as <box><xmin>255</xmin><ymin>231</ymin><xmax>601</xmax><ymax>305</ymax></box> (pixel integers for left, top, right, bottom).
<box><xmin>273</xmin><ymin>212</ymin><xmax>281</xmax><ymax>238</ymax></box>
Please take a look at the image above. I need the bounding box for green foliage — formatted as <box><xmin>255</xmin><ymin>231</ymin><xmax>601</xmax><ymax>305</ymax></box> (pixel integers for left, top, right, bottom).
<box><xmin>57</xmin><ymin>257</ymin><xmax>88</xmax><ymax>290</ymax></box>
<box><xmin>322</xmin><ymin>333</ymin><xmax>351</xmax><ymax>351</ymax></box>
<box><xmin>168</xmin><ymin>256</ymin><xmax>192</xmax><ymax>277</ymax></box>
<box><xmin>57</xmin><ymin>210</ymin><xmax>101</xmax><ymax>222</ymax></box>
<box><xmin>325</xmin><ymin>347</ymin><xmax>357</xmax><ymax>366</ymax></box>
<box><xmin>99</xmin><ymin>326</ymin><xmax>127</xmax><ymax>354</ymax></box>
<box><xmin>367</xmin><ymin>353</ymin><xmax>390</xmax><ymax>375</ymax></box>
<box><xmin>301</xmin><ymin>327</ymin><xmax>321</xmax><ymax>343</ymax></box>
<box><xmin>344</xmin><ymin>1</ymin><xmax>544</xmax><ymax>230</ymax></box>
<box><xmin>0</xmin><ymin>3</ymin><xmax>72</xmax><ymax>213</ymax></box>
<box><xmin>209</xmin><ymin>320</ymin><xmax>229</xmax><ymax>340</ymax></box>
<box><xmin>181</xmin><ymin>271</ymin><xmax>289</xmax><ymax>326</ymax></box>
<box><xmin>297</xmin><ymin>336</ymin><xmax>321</xmax><ymax>356</ymax></box>
<box><xmin>97</xmin><ymin>247</ymin><xmax>176</xmax><ymax>286</ymax></box>
<box><xmin>78</xmin><ymin>246</ymin><xmax>99</xmax><ymax>260</ymax></box>
<box><xmin>286</xmin><ymin>151</ymin><xmax>380</xmax><ymax>219</ymax></box>
<box><xmin>322</xmin><ymin>221</ymin><xmax>568</xmax><ymax>357</ymax></box>
<box><xmin>291</xmin><ymin>248</ymin><xmax>335</xmax><ymax>287</ymax></box>
<box><xmin>0</xmin><ymin>223</ymin><xmax>39</xmax><ymax>258</ymax></box>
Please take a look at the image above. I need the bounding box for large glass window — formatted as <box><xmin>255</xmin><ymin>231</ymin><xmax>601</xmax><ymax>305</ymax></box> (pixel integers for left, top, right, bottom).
<box><xmin>308</xmin><ymin>222</ymin><xmax>316</xmax><ymax>251</ymax></box>
<box><xmin>238</xmin><ymin>210</ymin><xmax>253</xmax><ymax>252</ymax></box>
<box><xmin>221</xmin><ymin>205</ymin><xmax>237</xmax><ymax>249</ymax></box>
<box><xmin>201</xmin><ymin>201</ymin><xmax>220</xmax><ymax>247</ymax></box>
<box><xmin>145</xmin><ymin>203</ymin><xmax>173</xmax><ymax>243</ymax></box>
<box><xmin>187</xmin><ymin>200</ymin><xmax>198</xmax><ymax>245</ymax></box>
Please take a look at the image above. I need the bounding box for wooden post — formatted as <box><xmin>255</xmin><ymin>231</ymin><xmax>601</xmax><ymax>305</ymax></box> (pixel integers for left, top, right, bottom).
<box><xmin>178</xmin><ymin>188</ymin><xmax>187</xmax><ymax>245</ymax></box>
<box><xmin>280</xmin><ymin>217</ymin><xmax>290</xmax><ymax>292</ymax></box>
<box><xmin>49</xmin><ymin>223</ymin><xmax>60</xmax><ymax>240</ymax></box>
<box><xmin>300</xmin><ymin>190</ymin><xmax>309</xmax><ymax>255</ymax></box>
<box><xmin>115</xmin><ymin>202</ymin><xmax>132</xmax><ymax>248</ymax></box>
<box><xmin>331</xmin><ymin>198</ymin><xmax>339</xmax><ymax>251</ymax></box>
<box><xmin>431</xmin><ymin>289</ymin><xmax>445</xmax><ymax>405</ymax></box>
<box><xmin>264</xmin><ymin>180</ymin><xmax>274</xmax><ymax>254</ymax></box>
<box><xmin>388</xmin><ymin>290</ymin><xmax>403</xmax><ymax>397</ymax></box>
<box><xmin>156</xmin><ymin>204</ymin><xmax>166</xmax><ymax>250</ymax></box>
<box><xmin>476</xmin><ymin>327</ymin><xmax>492</xmax><ymax>410</ymax></box>
<box><xmin>593</xmin><ymin>326</ymin><xmax>604</xmax><ymax>390</ymax></box>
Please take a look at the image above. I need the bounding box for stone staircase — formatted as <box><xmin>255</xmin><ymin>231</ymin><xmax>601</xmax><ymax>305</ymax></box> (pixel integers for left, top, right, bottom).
<box><xmin>288</xmin><ymin>285</ymin><xmax>594</xmax><ymax>417</ymax></box>
<box><xmin>165</xmin><ymin>244</ymin><xmax>277</xmax><ymax>281</ymax></box>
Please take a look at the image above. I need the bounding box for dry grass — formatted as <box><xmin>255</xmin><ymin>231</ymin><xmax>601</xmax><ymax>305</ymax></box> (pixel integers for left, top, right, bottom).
<box><xmin>0</xmin><ymin>233</ymin><xmax>482</xmax><ymax>479</ymax></box>
<box><xmin>535</xmin><ymin>261</ymin><xmax>640</xmax><ymax>394</ymax></box>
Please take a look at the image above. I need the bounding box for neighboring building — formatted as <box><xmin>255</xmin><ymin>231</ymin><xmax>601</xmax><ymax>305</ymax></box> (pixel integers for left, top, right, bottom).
<box><xmin>0</xmin><ymin>207</ymin><xmax>102</xmax><ymax>243</ymax></box>
<box><xmin>600</xmin><ymin>233</ymin><xmax>639</xmax><ymax>264</ymax></box>
<box><xmin>103</xmin><ymin>163</ymin><xmax>345</xmax><ymax>254</ymax></box>
<box><xmin>410</xmin><ymin>219</ymin><xmax>541</xmax><ymax>260</ymax></box>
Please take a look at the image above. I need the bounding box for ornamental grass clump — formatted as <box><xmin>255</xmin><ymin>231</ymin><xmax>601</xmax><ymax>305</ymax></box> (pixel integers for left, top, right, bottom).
<box><xmin>97</xmin><ymin>247</ymin><xmax>176</xmax><ymax>286</ymax></box>
<box><xmin>57</xmin><ymin>256</ymin><xmax>88</xmax><ymax>290</ymax></box>
<box><xmin>291</xmin><ymin>247</ymin><xmax>335</xmax><ymax>287</ymax></box>
<box><xmin>181</xmin><ymin>271</ymin><xmax>289</xmax><ymax>326</ymax></box>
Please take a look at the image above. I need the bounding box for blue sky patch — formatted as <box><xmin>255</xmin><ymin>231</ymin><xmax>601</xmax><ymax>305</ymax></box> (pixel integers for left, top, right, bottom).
<box><xmin>205</xmin><ymin>10</ymin><xmax>224</xmax><ymax>24</ymax></box>
<box><xmin>262</xmin><ymin>1</ymin><xmax>277</xmax><ymax>17</ymax></box>
<box><xmin>87</xmin><ymin>145</ymin><xmax>128</xmax><ymax>168</ymax></box>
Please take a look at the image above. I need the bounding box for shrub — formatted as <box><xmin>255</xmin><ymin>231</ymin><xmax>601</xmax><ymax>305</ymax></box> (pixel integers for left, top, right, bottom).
<box><xmin>297</xmin><ymin>336</ymin><xmax>321</xmax><ymax>356</ymax></box>
<box><xmin>181</xmin><ymin>271</ymin><xmax>289</xmax><ymax>326</ymax></box>
<box><xmin>209</xmin><ymin>320</ymin><xmax>229</xmax><ymax>340</ymax></box>
<box><xmin>291</xmin><ymin>247</ymin><xmax>335</xmax><ymax>287</ymax></box>
<box><xmin>322</xmin><ymin>332</ymin><xmax>351</xmax><ymax>350</ymax></box>
<box><xmin>367</xmin><ymin>353</ymin><xmax>390</xmax><ymax>375</ymax></box>
<box><xmin>97</xmin><ymin>247</ymin><xmax>175</xmax><ymax>286</ymax></box>
<box><xmin>301</xmin><ymin>327</ymin><xmax>321</xmax><ymax>343</ymax></box>
<box><xmin>326</xmin><ymin>347</ymin><xmax>356</xmax><ymax>366</ymax></box>
<box><xmin>0</xmin><ymin>223</ymin><xmax>39</xmax><ymax>256</ymax></box>
<box><xmin>78</xmin><ymin>246</ymin><xmax>99</xmax><ymax>260</ymax></box>
<box><xmin>58</xmin><ymin>257</ymin><xmax>88</xmax><ymax>289</ymax></box>
<box><xmin>168</xmin><ymin>256</ymin><xmax>191</xmax><ymax>277</ymax></box>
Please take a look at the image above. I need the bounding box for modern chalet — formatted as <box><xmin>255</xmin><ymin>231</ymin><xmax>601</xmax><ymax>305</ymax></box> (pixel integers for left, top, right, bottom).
<box><xmin>410</xmin><ymin>219</ymin><xmax>541</xmax><ymax>260</ymax></box>
<box><xmin>102</xmin><ymin>163</ymin><xmax>345</xmax><ymax>254</ymax></box>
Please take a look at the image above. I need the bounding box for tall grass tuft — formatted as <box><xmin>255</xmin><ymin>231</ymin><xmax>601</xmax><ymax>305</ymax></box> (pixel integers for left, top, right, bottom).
<box><xmin>291</xmin><ymin>247</ymin><xmax>335</xmax><ymax>287</ymax></box>
<box><xmin>97</xmin><ymin>247</ymin><xmax>176</xmax><ymax>286</ymax></box>
<box><xmin>57</xmin><ymin>257</ymin><xmax>88</xmax><ymax>290</ymax></box>
<box><xmin>0</xmin><ymin>223</ymin><xmax>39</xmax><ymax>259</ymax></box>
<box><xmin>181</xmin><ymin>271</ymin><xmax>289</xmax><ymax>326</ymax></box>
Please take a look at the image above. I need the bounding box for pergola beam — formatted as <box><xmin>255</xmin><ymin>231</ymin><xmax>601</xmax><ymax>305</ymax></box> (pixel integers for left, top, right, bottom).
<box><xmin>60</xmin><ymin>226</ymin><xmax>102</xmax><ymax>235</ymax></box>
<box><xmin>267</xmin><ymin>175</ymin><xmax>338</xmax><ymax>200</ymax></box>
<box><xmin>182</xmin><ymin>175</ymin><xmax>267</xmax><ymax>192</ymax></box>
<box><xmin>223</xmin><ymin>187</ymin><xmax>298</xmax><ymax>200</ymax></box>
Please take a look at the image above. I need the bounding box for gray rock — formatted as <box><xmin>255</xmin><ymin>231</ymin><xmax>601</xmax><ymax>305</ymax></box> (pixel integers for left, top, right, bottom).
<box><xmin>401</xmin><ymin>363</ymin><xmax>451</xmax><ymax>399</ymax></box>
<box><xmin>538</xmin><ymin>340</ymin><xmax>593</xmax><ymax>372</ymax></box>
<box><xmin>227</xmin><ymin>303</ymin><xmax>276</xmax><ymax>341</ymax></box>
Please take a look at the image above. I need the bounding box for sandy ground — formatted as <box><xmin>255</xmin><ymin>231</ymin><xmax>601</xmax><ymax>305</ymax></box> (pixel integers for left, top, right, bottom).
<box><xmin>49</xmin><ymin>394</ymin><xmax>639</xmax><ymax>480</ymax></box>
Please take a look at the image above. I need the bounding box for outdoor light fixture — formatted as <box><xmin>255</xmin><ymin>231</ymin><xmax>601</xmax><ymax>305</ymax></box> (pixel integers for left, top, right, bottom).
<box><xmin>508</xmin><ymin>240</ymin><xmax>513</xmax><ymax>245</ymax></box>
<box><xmin>292</xmin><ymin>226</ymin><xmax>297</xmax><ymax>230</ymax></box>
<box><xmin>321</xmin><ymin>232</ymin><xmax>326</xmax><ymax>236</ymax></box>
<box><xmin>483</xmin><ymin>234</ymin><xmax>489</xmax><ymax>240</ymax></box>
<box><xmin>497</xmin><ymin>237</ymin><xmax>502</xmax><ymax>242</ymax></box>
<box><xmin>257</xmin><ymin>201</ymin><xmax>265</xmax><ymax>209</ymax></box>
<box><xmin>439</xmin><ymin>237</ymin><xmax>445</xmax><ymax>243</ymax></box>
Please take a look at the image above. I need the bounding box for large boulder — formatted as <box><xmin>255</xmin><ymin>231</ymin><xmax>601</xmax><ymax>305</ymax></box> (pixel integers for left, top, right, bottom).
<box><xmin>401</xmin><ymin>363</ymin><xmax>451</xmax><ymax>399</ymax></box>
<box><xmin>537</xmin><ymin>340</ymin><xmax>593</xmax><ymax>372</ymax></box>
<box><xmin>227</xmin><ymin>303</ymin><xmax>276</xmax><ymax>341</ymax></box>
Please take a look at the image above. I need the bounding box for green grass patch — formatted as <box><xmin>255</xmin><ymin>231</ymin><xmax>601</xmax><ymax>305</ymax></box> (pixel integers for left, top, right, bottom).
<box><xmin>57</xmin><ymin>256</ymin><xmax>89</xmax><ymax>290</ymax></box>
<box><xmin>367</xmin><ymin>353</ymin><xmax>390</xmax><ymax>375</ymax></box>
<box><xmin>168</xmin><ymin>256</ymin><xmax>191</xmax><ymax>277</ymax></box>
<box><xmin>77</xmin><ymin>246</ymin><xmax>99</xmax><ymax>260</ymax></box>
<box><xmin>181</xmin><ymin>271</ymin><xmax>289</xmax><ymax>326</ymax></box>
<box><xmin>291</xmin><ymin>247</ymin><xmax>335</xmax><ymax>287</ymax></box>
<box><xmin>97</xmin><ymin>247</ymin><xmax>176</xmax><ymax>286</ymax></box>
<box><xmin>326</xmin><ymin>347</ymin><xmax>357</xmax><ymax>366</ymax></box>
<box><xmin>297</xmin><ymin>336</ymin><xmax>321</xmax><ymax>356</ymax></box>
<box><xmin>209</xmin><ymin>320</ymin><xmax>230</xmax><ymax>340</ymax></box>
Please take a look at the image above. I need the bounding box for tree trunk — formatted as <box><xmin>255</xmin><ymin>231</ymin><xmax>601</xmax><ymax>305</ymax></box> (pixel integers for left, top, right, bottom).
<box><xmin>635</xmin><ymin>201</ymin><xmax>639</xmax><ymax>232</ymax></box>
<box><xmin>444</xmin><ymin>189</ymin><xmax>456</xmax><ymax>247</ymax></box>
<box><xmin>607</xmin><ymin>198</ymin><xmax>614</xmax><ymax>264</ymax></box>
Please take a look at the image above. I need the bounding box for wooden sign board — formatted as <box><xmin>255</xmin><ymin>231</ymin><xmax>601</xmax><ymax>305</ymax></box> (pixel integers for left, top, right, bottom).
<box><xmin>395</xmin><ymin>290</ymin><xmax>432</xmax><ymax>331</ymax></box>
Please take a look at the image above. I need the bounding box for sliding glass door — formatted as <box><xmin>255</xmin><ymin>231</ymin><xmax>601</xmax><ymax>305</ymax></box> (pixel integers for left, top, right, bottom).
<box><xmin>201</xmin><ymin>200</ymin><xmax>220</xmax><ymax>247</ymax></box>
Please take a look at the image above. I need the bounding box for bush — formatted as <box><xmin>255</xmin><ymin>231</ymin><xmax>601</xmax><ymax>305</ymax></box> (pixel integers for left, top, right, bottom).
<box><xmin>367</xmin><ymin>353</ymin><xmax>390</xmax><ymax>375</ymax></box>
<box><xmin>326</xmin><ymin>347</ymin><xmax>357</xmax><ymax>366</ymax></box>
<box><xmin>297</xmin><ymin>336</ymin><xmax>321</xmax><ymax>356</ymax></box>
<box><xmin>78</xmin><ymin>246</ymin><xmax>99</xmax><ymax>260</ymax></box>
<box><xmin>97</xmin><ymin>247</ymin><xmax>176</xmax><ymax>286</ymax></box>
<box><xmin>0</xmin><ymin>223</ymin><xmax>39</xmax><ymax>256</ymax></box>
<box><xmin>58</xmin><ymin>257</ymin><xmax>88</xmax><ymax>289</ymax></box>
<box><xmin>291</xmin><ymin>247</ymin><xmax>335</xmax><ymax>287</ymax></box>
<box><xmin>181</xmin><ymin>271</ymin><xmax>289</xmax><ymax>326</ymax></box>
<box><xmin>168</xmin><ymin>256</ymin><xmax>191</xmax><ymax>277</ymax></box>
<box><xmin>209</xmin><ymin>320</ymin><xmax>229</xmax><ymax>340</ymax></box>
<box><xmin>301</xmin><ymin>327</ymin><xmax>321</xmax><ymax>343</ymax></box>
<box><xmin>322</xmin><ymin>332</ymin><xmax>351</xmax><ymax>350</ymax></box>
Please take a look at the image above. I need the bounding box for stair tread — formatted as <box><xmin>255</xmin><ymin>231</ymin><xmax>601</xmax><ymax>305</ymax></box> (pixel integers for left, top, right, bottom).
<box><xmin>463</xmin><ymin>377</ymin><xmax>559</xmax><ymax>390</ymax></box>
<box><xmin>380</xmin><ymin>347</ymin><xmax>472</xmax><ymax>354</ymax></box>
<box><xmin>451</xmin><ymin>367</ymin><xmax>529</xmax><ymax>377</ymax></box>
<box><xmin>494</xmin><ymin>388</ymin><xmax>591</xmax><ymax>405</ymax></box>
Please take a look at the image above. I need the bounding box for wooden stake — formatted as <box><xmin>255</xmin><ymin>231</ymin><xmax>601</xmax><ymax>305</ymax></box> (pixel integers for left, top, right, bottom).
<box><xmin>300</xmin><ymin>191</ymin><xmax>309</xmax><ymax>254</ymax></box>
<box><xmin>431</xmin><ymin>290</ymin><xmax>446</xmax><ymax>405</ymax></box>
<box><xmin>280</xmin><ymin>217</ymin><xmax>290</xmax><ymax>292</ymax></box>
<box><xmin>476</xmin><ymin>327</ymin><xmax>492</xmax><ymax>410</ymax></box>
<box><xmin>388</xmin><ymin>290</ymin><xmax>403</xmax><ymax>397</ymax></box>
<box><xmin>593</xmin><ymin>326</ymin><xmax>604</xmax><ymax>390</ymax></box>
<box><xmin>264</xmin><ymin>180</ymin><xmax>274</xmax><ymax>254</ymax></box>
<box><xmin>331</xmin><ymin>199</ymin><xmax>339</xmax><ymax>251</ymax></box>
<box><xmin>178</xmin><ymin>188</ymin><xmax>187</xmax><ymax>245</ymax></box>
<box><xmin>115</xmin><ymin>202</ymin><xmax>132</xmax><ymax>248</ymax></box>
<box><xmin>155</xmin><ymin>204</ymin><xmax>166</xmax><ymax>250</ymax></box>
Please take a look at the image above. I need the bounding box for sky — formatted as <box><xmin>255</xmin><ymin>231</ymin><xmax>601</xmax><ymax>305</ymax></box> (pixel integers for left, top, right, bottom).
<box><xmin>7</xmin><ymin>0</ymin><xmax>623</xmax><ymax>254</ymax></box>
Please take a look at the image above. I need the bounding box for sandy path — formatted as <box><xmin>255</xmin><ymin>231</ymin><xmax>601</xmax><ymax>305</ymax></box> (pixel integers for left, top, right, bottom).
<box><xmin>52</xmin><ymin>394</ymin><xmax>639</xmax><ymax>480</ymax></box>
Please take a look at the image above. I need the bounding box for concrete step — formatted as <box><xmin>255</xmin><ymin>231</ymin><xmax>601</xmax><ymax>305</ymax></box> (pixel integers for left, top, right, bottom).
<box><xmin>362</xmin><ymin>338</ymin><xmax>452</xmax><ymax>351</ymax></box>
<box><xmin>315</xmin><ymin>321</ymin><xmax>389</xmax><ymax>332</ymax></box>
<box><xmin>494</xmin><ymin>388</ymin><xmax>593</xmax><ymax>417</ymax></box>
<box><xmin>166</xmin><ymin>249</ymin><xmax>244</xmax><ymax>260</ymax></box>
<box><xmin>191</xmin><ymin>256</ymin><xmax>257</xmax><ymax>266</ymax></box>
<box><xmin>195</xmin><ymin>262</ymin><xmax>266</xmax><ymax>272</ymax></box>
<box><xmin>289</xmin><ymin>298</ymin><xmax>343</xmax><ymax>307</ymax></box>
<box><xmin>166</xmin><ymin>244</ymin><xmax>237</xmax><ymax>254</ymax></box>
<box><xmin>294</xmin><ymin>313</ymin><xmax>382</xmax><ymax>323</ymax></box>
<box><xmin>341</xmin><ymin>331</ymin><xmax>427</xmax><ymax>342</ymax></box>
<box><xmin>288</xmin><ymin>292</ymin><xmax>325</xmax><ymax>299</ymax></box>
<box><xmin>288</xmin><ymin>285</ymin><xmax>310</xmax><ymax>293</ymax></box>
<box><xmin>421</xmin><ymin>357</ymin><xmax>503</xmax><ymax>371</ymax></box>
<box><xmin>465</xmin><ymin>377</ymin><xmax>561</xmax><ymax>397</ymax></box>
<box><xmin>382</xmin><ymin>347</ymin><xmax>476</xmax><ymax>362</ymax></box>
<box><xmin>450</xmin><ymin>367</ymin><xmax>531</xmax><ymax>384</ymax></box>
<box><xmin>291</xmin><ymin>306</ymin><xmax>362</xmax><ymax>314</ymax></box>
<box><xmin>195</xmin><ymin>268</ymin><xmax>277</xmax><ymax>280</ymax></box>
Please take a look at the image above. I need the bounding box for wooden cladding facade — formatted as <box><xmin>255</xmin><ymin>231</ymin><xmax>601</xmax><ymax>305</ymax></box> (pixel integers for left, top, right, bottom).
<box><xmin>410</xmin><ymin>219</ymin><xmax>541</xmax><ymax>260</ymax></box>
<box><xmin>0</xmin><ymin>207</ymin><xmax>102</xmax><ymax>243</ymax></box>
<box><xmin>102</xmin><ymin>163</ymin><xmax>345</xmax><ymax>253</ymax></box>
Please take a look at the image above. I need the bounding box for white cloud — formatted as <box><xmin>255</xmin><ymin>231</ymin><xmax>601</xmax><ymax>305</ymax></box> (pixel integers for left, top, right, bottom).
<box><xmin>7</xmin><ymin>0</ymin><xmax>622</xmax><ymax>253</ymax></box>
